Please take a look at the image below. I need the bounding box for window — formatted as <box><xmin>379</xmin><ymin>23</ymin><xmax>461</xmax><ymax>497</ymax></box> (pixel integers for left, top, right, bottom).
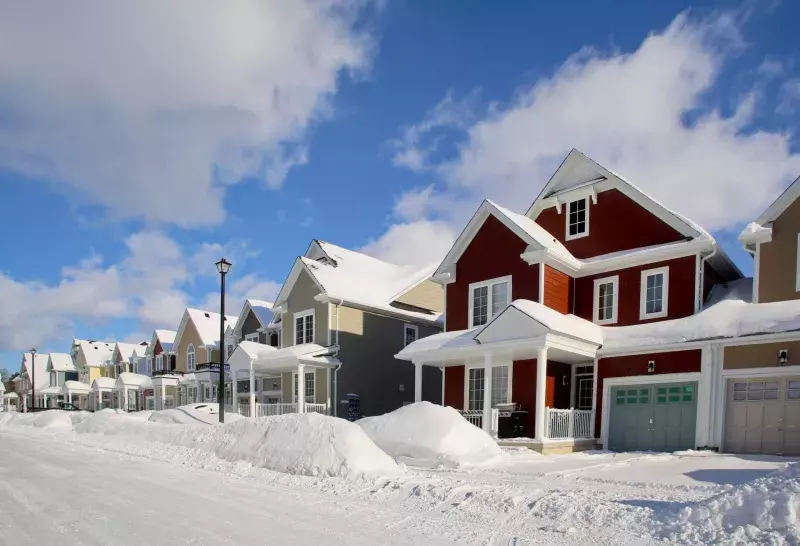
<box><xmin>734</xmin><ymin>381</ymin><xmax>779</xmax><ymax>401</ymax></box>
<box><xmin>789</xmin><ymin>381</ymin><xmax>800</xmax><ymax>400</ymax></box>
<box><xmin>187</xmin><ymin>344</ymin><xmax>195</xmax><ymax>372</ymax></box>
<box><xmin>577</xmin><ymin>378</ymin><xmax>593</xmax><ymax>409</ymax></box>
<box><xmin>245</xmin><ymin>333</ymin><xmax>259</xmax><ymax>343</ymax></box>
<box><xmin>468</xmin><ymin>368</ymin><xmax>484</xmax><ymax>411</ymax></box>
<box><xmin>469</xmin><ymin>277</ymin><xmax>511</xmax><ymax>327</ymax></box>
<box><xmin>640</xmin><ymin>267</ymin><xmax>669</xmax><ymax>320</ymax></box>
<box><xmin>491</xmin><ymin>366</ymin><xmax>509</xmax><ymax>406</ymax></box>
<box><xmin>294</xmin><ymin>310</ymin><xmax>315</xmax><ymax>345</ymax></box>
<box><xmin>566</xmin><ymin>198</ymin><xmax>589</xmax><ymax>240</ymax></box>
<box><xmin>155</xmin><ymin>354</ymin><xmax>163</xmax><ymax>371</ymax></box>
<box><xmin>592</xmin><ymin>275</ymin><xmax>619</xmax><ymax>325</ymax></box>
<box><xmin>467</xmin><ymin>365</ymin><xmax>509</xmax><ymax>409</ymax></box>
<box><xmin>293</xmin><ymin>372</ymin><xmax>315</xmax><ymax>403</ymax></box>
<box><xmin>227</xmin><ymin>344</ymin><xmax>233</xmax><ymax>359</ymax></box>
<box><xmin>404</xmin><ymin>324</ymin><xmax>418</xmax><ymax>347</ymax></box>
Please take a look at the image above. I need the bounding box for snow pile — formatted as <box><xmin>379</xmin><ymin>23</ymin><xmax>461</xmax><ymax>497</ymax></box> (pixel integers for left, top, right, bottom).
<box><xmin>32</xmin><ymin>410</ymin><xmax>74</xmax><ymax>430</ymax></box>
<box><xmin>358</xmin><ymin>402</ymin><xmax>504</xmax><ymax>468</ymax></box>
<box><xmin>661</xmin><ymin>462</ymin><xmax>800</xmax><ymax>544</ymax></box>
<box><xmin>148</xmin><ymin>403</ymin><xmax>244</xmax><ymax>425</ymax></box>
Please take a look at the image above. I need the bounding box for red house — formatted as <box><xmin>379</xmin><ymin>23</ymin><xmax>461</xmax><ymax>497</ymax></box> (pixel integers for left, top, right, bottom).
<box><xmin>397</xmin><ymin>149</ymin><xmax>741</xmax><ymax>453</ymax></box>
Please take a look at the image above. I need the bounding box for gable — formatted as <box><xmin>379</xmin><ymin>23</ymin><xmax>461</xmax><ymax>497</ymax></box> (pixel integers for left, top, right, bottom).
<box><xmin>474</xmin><ymin>306</ymin><xmax>551</xmax><ymax>345</ymax></box>
<box><xmin>534</xmin><ymin>188</ymin><xmax>685</xmax><ymax>259</ymax></box>
<box><xmin>242</xmin><ymin>309</ymin><xmax>262</xmax><ymax>336</ymax></box>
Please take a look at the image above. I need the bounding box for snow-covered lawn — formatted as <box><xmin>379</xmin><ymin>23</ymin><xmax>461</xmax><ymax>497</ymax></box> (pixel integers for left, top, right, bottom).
<box><xmin>1</xmin><ymin>406</ymin><xmax>797</xmax><ymax>545</ymax></box>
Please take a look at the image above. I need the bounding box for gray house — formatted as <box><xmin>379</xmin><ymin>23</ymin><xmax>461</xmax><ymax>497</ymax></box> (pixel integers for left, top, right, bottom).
<box><xmin>270</xmin><ymin>240</ymin><xmax>444</xmax><ymax>417</ymax></box>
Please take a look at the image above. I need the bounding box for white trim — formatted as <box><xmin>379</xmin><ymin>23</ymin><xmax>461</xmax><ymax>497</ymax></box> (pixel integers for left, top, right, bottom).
<box><xmin>462</xmin><ymin>358</ymin><xmax>513</xmax><ymax>411</ymax></box>
<box><xmin>592</xmin><ymin>275</ymin><xmax>619</xmax><ymax>325</ymax></box>
<box><xmin>639</xmin><ymin>266</ymin><xmax>670</xmax><ymax>320</ymax></box>
<box><xmin>538</xmin><ymin>263</ymin><xmax>545</xmax><ymax>304</ymax></box>
<box><xmin>244</xmin><ymin>333</ymin><xmax>259</xmax><ymax>343</ymax></box>
<box><xmin>293</xmin><ymin>309</ymin><xmax>315</xmax><ymax>346</ymax></box>
<box><xmin>796</xmin><ymin>234</ymin><xmax>800</xmax><ymax>293</ymax></box>
<box><xmin>600</xmin><ymin>372</ymin><xmax>701</xmax><ymax>449</ymax></box>
<box><xmin>187</xmin><ymin>343</ymin><xmax>195</xmax><ymax>372</ymax></box>
<box><xmin>564</xmin><ymin>197</ymin><xmax>589</xmax><ymax>241</ymax></box>
<box><xmin>693</xmin><ymin>253</ymin><xmax>702</xmax><ymax>313</ymax></box>
<box><xmin>403</xmin><ymin>324</ymin><xmax>419</xmax><ymax>347</ymax></box>
<box><xmin>291</xmin><ymin>370</ymin><xmax>316</xmax><ymax>404</ymax></box>
<box><xmin>753</xmin><ymin>243</ymin><xmax>761</xmax><ymax>304</ymax></box>
<box><xmin>721</xmin><ymin>365</ymin><xmax>800</xmax><ymax>378</ymax></box>
<box><xmin>468</xmin><ymin>275</ymin><xmax>512</xmax><ymax>328</ymax></box>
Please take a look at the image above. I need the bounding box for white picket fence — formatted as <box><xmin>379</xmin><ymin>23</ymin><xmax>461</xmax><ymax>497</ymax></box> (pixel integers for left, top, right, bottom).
<box><xmin>546</xmin><ymin>407</ymin><xmax>592</xmax><ymax>439</ymax></box>
<box><xmin>235</xmin><ymin>402</ymin><xmax>328</xmax><ymax>418</ymax></box>
<box><xmin>458</xmin><ymin>409</ymin><xmax>500</xmax><ymax>435</ymax></box>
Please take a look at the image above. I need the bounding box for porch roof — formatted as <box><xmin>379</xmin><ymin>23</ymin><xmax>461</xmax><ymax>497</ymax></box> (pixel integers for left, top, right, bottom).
<box><xmin>115</xmin><ymin>373</ymin><xmax>153</xmax><ymax>389</ymax></box>
<box><xmin>38</xmin><ymin>386</ymin><xmax>62</xmax><ymax>395</ymax></box>
<box><xmin>5</xmin><ymin>392</ymin><xmax>18</xmax><ymax>399</ymax></box>
<box><xmin>91</xmin><ymin>377</ymin><xmax>116</xmax><ymax>391</ymax></box>
<box><xmin>229</xmin><ymin>341</ymin><xmax>340</xmax><ymax>375</ymax></box>
<box><xmin>396</xmin><ymin>299</ymin><xmax>601</xmax><ymax>364</ymax></box>
<box><xmin>62</xmin><ymin>380</ymin><xmax>92</xmax><ymax>394</ymax></box>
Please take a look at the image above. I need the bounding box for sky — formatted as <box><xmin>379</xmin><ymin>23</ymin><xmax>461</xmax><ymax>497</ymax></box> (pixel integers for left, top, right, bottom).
<box><xmin>0</xmin><ymin>0</ymin><xmax>799</xmax><ymax>374</ymax></box>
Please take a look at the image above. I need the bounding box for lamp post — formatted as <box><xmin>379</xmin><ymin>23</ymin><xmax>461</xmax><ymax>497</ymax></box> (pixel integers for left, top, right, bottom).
<box><xmin>30</xmin><ymin>348</ymin><xmax>36</xmax><ymax>411</ymax></box>
<box><xmin>215</xmin><ymin>257</ymin><xmax>232</xmax><ymax>423</ymax></box>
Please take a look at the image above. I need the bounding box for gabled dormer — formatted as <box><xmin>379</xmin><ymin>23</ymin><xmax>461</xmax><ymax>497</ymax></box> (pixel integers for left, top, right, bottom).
<box><xmin>739</xmin><ymin>174</ymin><xmax>800</xmax><ymax>303</ymax></box>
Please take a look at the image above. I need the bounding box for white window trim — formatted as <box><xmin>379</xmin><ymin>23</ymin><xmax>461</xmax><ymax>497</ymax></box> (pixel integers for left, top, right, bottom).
<box><xmin>565</xmin><ymin>197</ymin><xmax>590</xmax><ymax>241</ymax></box>
<box><xmin>468</xmin><ymin>275</ymin><xmax>513</xmax><ymax>328</ymax></box>
<box><xmin>462</xmin><ymin>360</ymin><xmax>513</xmax><ymax>411</ymax></box>
<box><xmin>795</xmin><ymin>233</ymin><xmax>800</xmax><ymax>292</ymax></box>
<box><xmin>592</xmin><ymin>275</ymin><xmax>619</xmax><ymax>325</ymax></box>
<box><xmin>292</xmin><ymin>371</ymin><xmax>316</xmax><ymax>403</ymax></box>
<box><xmin>639</xmin><ymin>266</ymin><xmax>670</xmax><ymax>320</ymax></box>
<box><xmin>293</xmin><ymin>309</ymin><xmax>315</xmax><ymax>345</ymax></box>
<box><xmin>155</xmin><ymin>354</ymin><xmax>163</xmax><ymax>371</ymax></box>
<box><xmin>244</xmin><ymin>332</ymin><xmax>259</xmax><ymax>342</ymax></box>
<box><xmin>187</xmin><ymin>343</ymin><xmax>196</xmax><ymax>372</ymax></box>
<box><xmin>403</xmin><ymin>324</ymin><xmax>419</xmax><ymax>347</ymax></box>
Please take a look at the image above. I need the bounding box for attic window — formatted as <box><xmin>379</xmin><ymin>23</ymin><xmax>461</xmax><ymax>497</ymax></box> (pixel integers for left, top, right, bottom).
<box><xmin>316</xmin><ymin>256</ymin><xmax>337</xmax><ymax>267</ymax></box>
<box><xmin>566</xmin><ymin>198</ymin><xmax>589</xmax><ymax>240</ymax></box>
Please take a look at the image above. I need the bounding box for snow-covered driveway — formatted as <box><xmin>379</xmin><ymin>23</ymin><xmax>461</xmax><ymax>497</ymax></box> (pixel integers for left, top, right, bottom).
<box><xmin>2</xmin><ymin>425</ymin><xmax>796</xmax><ymax>545</ymax></box>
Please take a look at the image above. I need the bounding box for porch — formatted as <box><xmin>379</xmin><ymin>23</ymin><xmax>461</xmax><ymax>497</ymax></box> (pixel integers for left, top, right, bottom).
<box><xmin>398</xmin><ymin>300</ymin><xmax>602</xmax><ymax>452</ymax></box>
<box><xmin>62</xmin><ymin>380</ymin><xmax>92</xmax><ymax>410</ymax></box>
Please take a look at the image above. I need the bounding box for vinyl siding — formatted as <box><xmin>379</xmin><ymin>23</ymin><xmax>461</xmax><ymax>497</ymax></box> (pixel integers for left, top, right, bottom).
<box><xmin>759</xmin><ymin>197</ymin><xmax>800</xmax><ymax>303</ymax></box>
<box><xmin>724</xmin><ymin>341</ymin><xmax>800</xmax><ymax>369</ymax></box>
<box><xmin>174</xmin><ymin>320</ymin><xmax>206</xmax><ymax>373</ymax></box>
<box><xmin>393</xmin><ymin>280</ymin><xmax>444</xmax><ymax>313</ymax></box>
<box><xmin>282</xmin><ymin>269</ymin><xmax>329</xmax><ymax>348</ymax></box>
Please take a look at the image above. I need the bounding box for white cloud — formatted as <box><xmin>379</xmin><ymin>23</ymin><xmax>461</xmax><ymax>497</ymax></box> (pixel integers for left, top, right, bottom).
<box><xmin>0</xmin><ymin>0</ymin><xmax>373</xmax><ymax>227</ymax></box>
<box><xmin>371</xmin><ymin>11</ymin><xmax>800</xmax><ymax>268</ymax></box>
<box><xmin>360</xmin><ymin>220</ymin><xmax>457</xmax><ymax>268</ymax></box>
<box><xmin>778</xmin><ymin>79</ymin><xmax>800</xmax><ymax>115</ymax></box>
<box><xmin>0</xmin><ymin>231</ymin><xmax>279</xmax><ymax>351</ymax></box>
<box><xmin>199</xmin><ymin>274</ymin><xmax>282</xmax><ymax>317</ymax></box>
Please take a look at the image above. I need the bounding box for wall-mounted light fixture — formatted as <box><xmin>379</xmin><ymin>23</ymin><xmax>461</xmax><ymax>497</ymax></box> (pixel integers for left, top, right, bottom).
<box><xmin>778</xmin><ymin>349</ymin><xmax>789</xmax><ymax>366</ymax></box>
<box><xmin>647</xmin><ymin>361</ymin><xmax>655</xmax><ymax>373</ymax></box>
<box><xmin>562</xmin><ymin>375</ymin><xmax>568</xmax><ymax>386</ymax></box>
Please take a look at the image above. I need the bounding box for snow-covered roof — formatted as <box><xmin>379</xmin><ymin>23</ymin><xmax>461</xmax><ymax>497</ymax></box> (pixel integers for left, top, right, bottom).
<box><xmin>233</xmin><ymin>299</ymin><xmax>276</xmax><ymax>334</ymax></box>
<box><xmin>742</xmin><ymin>174</ymin><xmax>800</xmax><ymax>232</ymax></box>
<box><xmin>113</xmin><ymin>342</ymin><xmax>146</xmax><ymax>362</ymax></box>
<box><xmin>115</xmin><ymin>373</ymin><xmax>153</xmax><ymax>389</ymax></box>
<box><xmin>704</xmin><ymin>278</ymin><xmax>753</xmax><ymax>308</ymax></box>
<box><xmin>39</xmin><ymin>385</ymin><xmax>62</xmax><ymax>395</ymax></box>
<box><xmin>63</xmin><ymin>380</ymin><xmax>92</xmax><ymax>394</ymax></box>
<box><xmin>229</xmin><ymin>342</ymin><xmax>339</xmax><ymax>374</ymax></box>
<box><xmin>500</xmin><ymin>300</ymin><xmax>603</xmax><ymax>345</ymax></box>
<box><xmin>232</xmin><ymin>340</ymin><xmax>278</xmax><ymax>362</ymax></box>
<box><xmin>5</xmin><ymin>392</ymin><xmax>18</xmax><ymax>398</ymax></box>
<box><xmin>78</xmin><ymin>340</ymin><xmax>115</xmax><ymax>367</ymax></box>
<box><xmin>395</xmin><ymin>328</ymin><xmax>481</xmax><ymax>360</ymax></box>
<box><xmin>274</xmin><ymin>240</ymin><xmax>443</xmax><ymax>324</ymax></box>
<box><xmin>47</xmin><ymin>353</ymin><xmax>76</xmax><ymax>373</ymax></box>
<box><xmin>151</xmin><ymin>329</ymin><xmax>177</xmax><ymax>354</ymax></box>
<box><xmin>91</xmin><ymin>377</ymin><xmax>116</xmax><ymax>390</ymax></box>
<box><xmin>19</xmin><ymin>352</ymin><xmax>50</xmax><ymax>390</ymax></box>
<box><xmin>175</xmin><ymin>308</ymin><xmax>237</xmax><ymax>349</ymax></box>
<box><xmin>130</xmin><ymin>344</ymin><xmax>149</xmax><ymax>360</ymax></box>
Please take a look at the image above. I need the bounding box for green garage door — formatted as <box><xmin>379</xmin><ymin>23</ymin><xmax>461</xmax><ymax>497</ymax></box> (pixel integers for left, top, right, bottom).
<box><xmin>608</xmin><ymin>382</ymin><xmax>697</xmax><ymax>452</ymax></box>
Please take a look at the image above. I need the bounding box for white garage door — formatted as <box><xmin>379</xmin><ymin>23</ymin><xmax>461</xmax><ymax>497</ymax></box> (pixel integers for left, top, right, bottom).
<box><xmin>724</xmin><ymin>377</ymin><xmax>800</xmax><ymax>455</ymax></box>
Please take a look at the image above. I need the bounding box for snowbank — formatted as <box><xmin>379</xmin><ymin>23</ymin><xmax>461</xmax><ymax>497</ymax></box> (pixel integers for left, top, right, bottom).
<box><xmin>661</xmin><ymin>462</ymin><xmax>800</xmax><ymax>544</ymax></box>
<box><xmin>358</xmin><ymin>402</ymin><xmax>504</xmax><ymax>468</ymax></box>
<box><xmin>32</xmin><ymin>410</ymin><xmax>74</xmax><ymax>430</ymax></box>
<box><xmin>148</xmin><ymin>404</ymin><xmax>243</xmax><ymax>425</ymax></box>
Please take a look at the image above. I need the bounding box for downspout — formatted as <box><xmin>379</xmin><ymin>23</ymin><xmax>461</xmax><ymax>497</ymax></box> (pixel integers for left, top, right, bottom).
<box><xmin>698</xmin><ymin>247</ymin><xmax>717</xmax><ymax>311</ymax></box>
<box><xmin>330</xmin><ymin>297</ymin><xmax>343</xmax><ymax>417</ymax></box>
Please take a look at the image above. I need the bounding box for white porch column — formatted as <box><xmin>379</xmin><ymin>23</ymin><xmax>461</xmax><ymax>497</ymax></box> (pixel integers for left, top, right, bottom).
<box><xmin>534</xmin><ymin>346</ymin><xmax>548</xmax><ymax>441</ymax></box>
<box><xmin>482</xmin><ymin>353</ymin><xmax>493</xmax><ymax>434</ymax></box>
<box><xmin>69</xmin><ymin>392</ymin><xmax>74</xmax><ymax>405</ymax></box>
<box><xmin>440</xmin><ymin>366</ymin><xmax>445</xmax><ymax>406</ymax></box>
<box><xmin>160</xmin><ymin>386</ymin><xmax>166</xmax><ymax>410</ymax></box>
<box><xmin>232</xmin><ymin>371</ymin><xmax>238</xmax><ymax>413</ymax></box>
<box><xmin>297</xmin><ymin>363</ymin><xmax>306</xmax><ymax>413</ymax></box>
<box><xmin>43</xmin><ymin>394</ymin><xmax>47</xmax><ymax>408</ymax></box>
<box><xmin>249</xmin><ymin>362</ymin><xmax>256</xmax><ymax>418</ymax></box>
<box><xmin>414</xmin><ymin>361</ymin><xmax>423</xmax><ymax>403</ymax></box>
<box><xmin>97</xmin><ymin>390</ymin><xmax>101</xmax><ymax>410</ymax></box>
<box><xmin>590</xmin><ymin>357</ymin><xmax>599</xmax><ymax>438</ymax></box>
<box><xmin>123</xmin><ymin>388</ymin><xmax>129</xmax><ymax>412</ymax></box>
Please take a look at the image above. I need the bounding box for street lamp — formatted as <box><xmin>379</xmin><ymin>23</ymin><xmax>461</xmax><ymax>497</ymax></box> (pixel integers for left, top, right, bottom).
<box><xmin>215</xmin><ymin>257</ymin><xmax>232</xmax><ymax>423</ymax></box>
<box><xmin>30</xmin><ymin>348</ymin><xmax>36</xmax><ymax>411</ymax></box>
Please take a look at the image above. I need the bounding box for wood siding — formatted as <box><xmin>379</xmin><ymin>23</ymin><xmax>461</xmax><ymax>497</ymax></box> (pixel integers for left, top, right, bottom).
<box><xmin>574</xmin><ymin>256</ymin><xmax>696</xmax><ymax>326</ymax></box>
<box><xmin>595</xmin><ymin>349</ymin><xmax>702</xmax><ymax>437</ymax></box>
<box><xmin>281</xmin><ymin>269</ymin><xmax>329</xmax><ymax>348</ymax></box>
<box><xmin>724</xmin><ymin>341</ymin><xmax>800</xmax><ymax>369</ymax></box>
<box><xmin>393</xmin><ymin>279</ymin><xmax>444</xmax><ymax>313</ymax></box>
<box><xmin>534</xmin><ymin>189</ymin><xmax>685</xmax><ymax>259</ymax></box>
<box><xmin>446</xmin><ymin>215</ymin><xmax>539</xmax><ymax>331</ymax></box>
<box><xmin>543</xmin><ymin>265</ymin><xmax>573</xmax><ymax>314</ymax></box>
<box><xmin>759</xmin><ymin>196</ymin><xmax>800</xmax><ymax>303</ymax></box>
<box><xmin>444</xmin><ymin>366</ymin><xmax>464</xmax><ymax>409</ymax></box>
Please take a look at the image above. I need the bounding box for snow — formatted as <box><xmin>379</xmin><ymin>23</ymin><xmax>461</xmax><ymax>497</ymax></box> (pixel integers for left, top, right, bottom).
<box><xmin>185</xmin><ymin>307</ymin><xmax>237</xmax><ymax>347</ymax></box>
<box><xmin>299</xmin><ymin>240</ymin><xmax>442</xmax><ymax>323</ymax></box>
<box><xmin>490</xmin><ymin>200</ymin><xmax>575</xmax><ymax>261</ymax></box>
<box><xmin>358</xmin><ymin>402</ymin><xmax>504</xmax><ymax>468</ymax></box>
<box><xmin>115</xmin><ymin>372</ymin><xmax>153</xmax><ymax>388</ymax></box>
<box><xmin>704</xmin><ymin>277</ymin><xmax>753</xmax><ymax>307</ymax></box>
<box><xmin>154</xmin><ymin>328</ymin><xmax>177</xmax><ymax>352</ymax></box>
<box><xmin>19</xmin><ymin>351</ymin><xmax>50</xmax><ymax>390</ymax></box>
<box><xmin>247</xmin><ymin>298</ymin><xmax>276</xmax><ymax>327</ymax></box>
<box><xmin>90</xmin><ymin>376</ymin><xmax>115</xmax><ymax>390</ymax></box>
<box><xmin>510</xmin><ymin>300</ymin><xmax>603</xmax><ymax>345</ymax></box>
<box><xmin>113</xmin><ymin>341</ymin><xmax>147</xmax><ymax>362</ymax></box>
<box><xmin>1</xmin><ymin>414</ymin><xmax>798</xmax><ymax>544</ymax></box>
<box><xmin>63</xmin><ymin>379</ymin><xmax>92</xmax><ymax>393</ymax></box>
<box><xmin>47</xmin><ymin>352</ymin><xmax>76</xmax><ymax>372</ymax></box>
<box><xmin>395</xmin><ymin>327</ymin><xmax>480</xmax><ymax>359</ymax></box>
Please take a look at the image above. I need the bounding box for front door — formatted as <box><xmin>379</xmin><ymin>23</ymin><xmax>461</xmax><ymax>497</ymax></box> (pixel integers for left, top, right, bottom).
<box><xmin>608</xmin><ymin>382</ymin><xmax>698</xmax><ymax>452</ymax></box>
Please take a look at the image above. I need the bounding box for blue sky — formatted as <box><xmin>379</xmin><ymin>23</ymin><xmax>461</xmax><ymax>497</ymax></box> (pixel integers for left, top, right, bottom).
<box><xmin>0</xmin><ymin>0</ymin><xmax>799</xmax><ymax>374</ymax></box>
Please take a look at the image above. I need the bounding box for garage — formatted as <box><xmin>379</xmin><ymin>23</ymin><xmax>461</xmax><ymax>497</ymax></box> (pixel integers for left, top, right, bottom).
<box><xmin>607</xmin><ymin>382</ymin><xmax>697</xmax><ymax>452</ymax></box>
<box><xmin>724</xmin><ymin>377</ymin><xmax>800</xmax><ymax>455</ymax></box>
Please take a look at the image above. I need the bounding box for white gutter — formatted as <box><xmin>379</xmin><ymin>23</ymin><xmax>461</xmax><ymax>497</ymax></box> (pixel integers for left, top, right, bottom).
<box><xmin>314</xmin><ymin>293</ymin><xmax>442</xmax><ymax>328</ymax></box>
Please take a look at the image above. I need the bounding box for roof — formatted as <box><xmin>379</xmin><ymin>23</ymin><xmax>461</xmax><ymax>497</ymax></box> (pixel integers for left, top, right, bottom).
<box><xmin>232</xmin><ymin>299</ymin><xmax>276</xmax><ymax>334</ymax></box>
<box><xmin>19</xmin><ymin>352</ymin><xmax>50</xmax><ymax>390</ymax></box>
<box><xmin>151</xmin><ymin>329</ymin><xmax>177</xmax><ymax>354</ymax></box>
<box><xmin>39</xmin><ymin>386</ymin><xmax>62</xmax><ymax>395</ymax></box>
<box><xmin>47</xmin><ymin>353</ymin><xmax>76</xmax><ymax>373</ymax></box>
<box><xmin>78</xmin><ymin>340</ymin><xmax>115</xmax><ymax>367</ymax></box>
<box><xmin>274</xmin><ymin>240</ymin><xmax>443</xmax><ymax>324</ymax></box>
<box><xmin>91</xmin><ymin>377</ymin><xmax>116</xmax><ymax>390</ymax></box>
<box><xmin>228</xmin><ymin>341</ymin><xmax>339</xmax><ymax>374</ymax></box>
<box><xmin>498</xmin><ymin>300</ymin><xmax>603</xmax><ymax>345</ymax></box>
<box><xmin>115</xmin><ymin>373</ymin><xmax>153</xmax><ymax>388</ymax></box>
<box><xmin>753</xmin><ymin>174</ymin><xmax>800</xmax><ymax>227</ymax></box>
<box><xmin>63</xmin><ymin>380</ymin><xmax>92</xmax><ymax>393</ymax></box>
<box><xmin>113</xmin><ymin>342</ymin><xmax>147</xmax><ymax>362</ymax></box>
<box><xmin>177</xmin><ymin>308</ymin><xmax>237</xmax><ymax>349</ymax></box>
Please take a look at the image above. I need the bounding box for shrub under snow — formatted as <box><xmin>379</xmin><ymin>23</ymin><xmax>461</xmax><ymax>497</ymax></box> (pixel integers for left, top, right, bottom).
<box><xmin>358</xmin><ymin>402</ymin><xmax>504</xmax><ymax>468</ymax></box>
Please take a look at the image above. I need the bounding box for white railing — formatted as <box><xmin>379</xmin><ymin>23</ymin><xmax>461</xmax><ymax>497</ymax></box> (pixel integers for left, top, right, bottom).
<box><xmin>305</xmin><ymin>403</ymin><xmax>328</xmax><ymax>414</ymax></box>
<box><xmin>238</xmin><ymin>403</ymin><xmax>251</xmax><ymax>417</ymax></box>
<box><xmin>458</xmin><ymin>409</ymin><xmax>500</xmax><ymax>436</ymax></box>
<box><xmin>546</xmin><ymin>407</ymin><xmax>593</xmax><ymax>439</ymax></box>
<box><xmin>256</xmin><ymin>402</ymin><xmax>297</xmax><ymax>417</ymax></box>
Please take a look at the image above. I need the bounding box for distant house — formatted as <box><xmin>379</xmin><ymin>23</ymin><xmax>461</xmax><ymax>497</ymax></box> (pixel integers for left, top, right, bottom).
<box><xmin>16</xmin><ymin>352</ymin><xmax>50</xmax><ymax>411</ymax></box>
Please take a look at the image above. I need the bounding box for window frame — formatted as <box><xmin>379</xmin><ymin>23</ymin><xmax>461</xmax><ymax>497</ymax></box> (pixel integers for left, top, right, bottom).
<box><xmin>468</xmin><ymin>275</ymin><xmax>512</xmax><ymax>328</ymax></box>
<box><xmin>639</xmin><ymin>266</ymin><xmax>670</xmax><ymax>320</ymax></box>
<box><xmin>403</xmin><ymin>324</ymin><xmax>419</xmax><ymax>347</ymax></box>
<box><xmin>244</xmin><ymin>333</ymin><xmax>259</xmax><ymax>343</ymax></box>
<box><xmin>565</xmin><ymin>197</ymin><xmax>590</xmax><ymax>241</ymax></box>
<box><xmin>293</xmin><ymin>309</ymin><xmax>315</xmax><ymax>346</ymax></box>
<box><xmin>592</xmin><ymin>275</ymin><xmax>619</xmax><ymax>325</ymax></box>
<box><xmin>187</xmin><ymin>344</ymin><xmax>195</xmax><ymax>372</ymax></box>
<box><xmin>463</xmin><ymin>361</ymin><xmax>513</xmax><ymax>411</ymax></box>
<box><xmin>155</xmin><ymin>354</ymin><xmax>163</xmax><ymax>371</ymax></box>
<box><xmin>293</xmin><ymin>371</ymin><xmax>316</xmax><ymax>404</ymax></box>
